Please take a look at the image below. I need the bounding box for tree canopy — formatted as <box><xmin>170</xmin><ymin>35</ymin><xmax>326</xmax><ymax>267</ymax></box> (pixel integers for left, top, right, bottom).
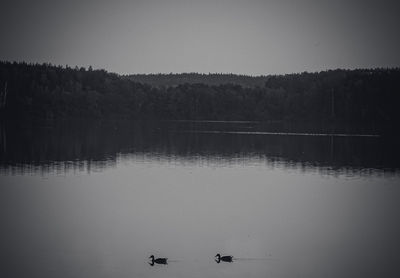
<box><xmin>1</xmin><ymin>61</ymin><xmax>399</xmax><ymax>128</ymax></box>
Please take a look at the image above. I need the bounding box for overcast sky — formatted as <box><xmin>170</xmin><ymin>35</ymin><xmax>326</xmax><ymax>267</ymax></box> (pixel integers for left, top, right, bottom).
<box><xmin>1</xmin><ymin>0</ymin><xmax>399</xmax><ymax>75</ymax></box>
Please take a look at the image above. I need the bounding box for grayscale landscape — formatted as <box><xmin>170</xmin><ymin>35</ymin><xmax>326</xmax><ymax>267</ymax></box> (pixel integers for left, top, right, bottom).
<box><xmin>1</xmin><ymin>1</ymin><xmax>400</xmax><ymax>278</ymax></box>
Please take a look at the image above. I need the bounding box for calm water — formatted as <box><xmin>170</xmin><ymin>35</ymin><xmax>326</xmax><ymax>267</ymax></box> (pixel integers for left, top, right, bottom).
<box><xmin>1</xmin><ymin>120</ymin><xmax>399</xmax><ymax>278</ymax></box>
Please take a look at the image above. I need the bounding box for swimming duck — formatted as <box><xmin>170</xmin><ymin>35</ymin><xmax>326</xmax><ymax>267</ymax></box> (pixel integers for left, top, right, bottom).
<box><xmin>215</xmin><ymin>253</ymin><xmax>233</xmax><ymax>263</ymax></box>
<box><xmin>149</xmin><ymin>255</ymin><xmax>168</xmax><ymax>266</ymax></box>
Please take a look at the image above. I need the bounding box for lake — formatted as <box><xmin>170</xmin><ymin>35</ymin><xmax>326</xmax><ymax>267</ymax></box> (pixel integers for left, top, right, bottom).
<box><xmin>1</xmin><ymin>120</ymin><xmax>399</xmax><ymax>278</ymax></box>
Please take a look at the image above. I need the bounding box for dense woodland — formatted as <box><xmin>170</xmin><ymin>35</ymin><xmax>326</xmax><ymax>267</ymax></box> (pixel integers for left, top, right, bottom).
<box><xmin>0</xmin><ymin>61</ymin><xmax>399</xmax><ymax>128</ymax></box>
<box><xmin>127</xmin><ymin>73</ymin><xmax>269</xmax><ymax>87</ymax></box>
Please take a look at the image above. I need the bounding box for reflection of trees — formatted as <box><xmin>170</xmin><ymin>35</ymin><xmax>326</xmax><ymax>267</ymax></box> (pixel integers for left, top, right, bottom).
<box><xmin>0</xmin><ymin>120</ymin><xmax>398</xmax><ymax>175</ymax></box>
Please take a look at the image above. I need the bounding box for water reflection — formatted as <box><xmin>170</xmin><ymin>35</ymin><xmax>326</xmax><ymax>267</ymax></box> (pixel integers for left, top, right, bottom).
<box><xmin>1</xmin><ymin>119</ymin><xmax>398</xmax><ymax>175</ymax></box>
<box><xmin>1</xmin><ymin>120</ymin><xmax>399</xmax><ymax>278</ymax></box>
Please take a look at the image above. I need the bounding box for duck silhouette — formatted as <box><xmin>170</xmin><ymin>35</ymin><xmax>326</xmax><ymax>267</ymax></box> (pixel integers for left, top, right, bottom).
<box><xmin>215</xmin><ymin>253</ymin><xmax>233</xmax><ymax>263</ymax></box>
<box><xmin>148</xmin><ymin>255</ymin><xmax>168</xmax><ymax>266</ymax></box>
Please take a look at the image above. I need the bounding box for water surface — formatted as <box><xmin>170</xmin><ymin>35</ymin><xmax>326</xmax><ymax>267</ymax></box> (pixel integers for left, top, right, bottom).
<box><xmin>1</xmin><ymin>120</ymin><xmax>399</xmax><ymax>278</ymax></box>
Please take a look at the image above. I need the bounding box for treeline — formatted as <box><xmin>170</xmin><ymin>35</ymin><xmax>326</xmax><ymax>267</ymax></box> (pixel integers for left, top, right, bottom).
<box><xmin>0</xmin><ymin>61</ymin><xmax>399</xmax><ymax>126</ymax></box>
<box><xmin>126</xmin><ymin>73</ymin><xmax>270</xmax><ymax>87</ymax></box>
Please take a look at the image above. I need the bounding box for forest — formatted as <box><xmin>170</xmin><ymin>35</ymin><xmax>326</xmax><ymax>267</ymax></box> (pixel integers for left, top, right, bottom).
<box><xmin>127</xmin><ymin>73</ymin><xmax>269</xmax><ymax>87</ymax></box>
<box><xmin>0</xmin><ymin>61</ymin><xmax>399</xmax><ymax>128</ymax></box>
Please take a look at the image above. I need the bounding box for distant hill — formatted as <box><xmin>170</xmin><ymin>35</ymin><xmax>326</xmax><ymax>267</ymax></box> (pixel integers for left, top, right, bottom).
<box><xmin>125</xmin><ymin>73</ymin><xmax>270</xmax><ymax>87</ymax></box>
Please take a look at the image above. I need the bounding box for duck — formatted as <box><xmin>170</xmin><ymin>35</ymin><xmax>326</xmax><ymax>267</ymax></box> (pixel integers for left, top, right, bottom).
<box><xmin>215</xmin><ymin>253</ymin><xmax>233</xmax><ymax>263</ymax></box>
<box><xmin>149</xmin><ymin>255</ymin><xmax>168</xmax><ymax>266</ymax></box>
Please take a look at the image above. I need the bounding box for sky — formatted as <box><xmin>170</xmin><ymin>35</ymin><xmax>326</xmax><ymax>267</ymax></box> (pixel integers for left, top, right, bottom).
<box><xmin>1</xmin><ymin>0</ymin><xmax>400</xmax><ymax>75</ymax></box>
